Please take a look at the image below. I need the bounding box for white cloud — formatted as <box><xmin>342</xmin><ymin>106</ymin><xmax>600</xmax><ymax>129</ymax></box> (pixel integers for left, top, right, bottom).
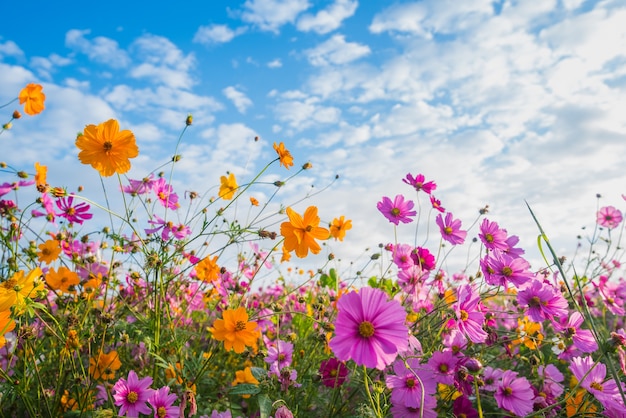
<box><xmin>0</xmin><ymin>40</ymin><xmax>24</xmax><ymax>59</ymax></box>
<box><xmin>305</xmin><ymin>34</ymin><xmax>370</xmax><ymax>66</ymax></box>
<box><xmin>65</xmin><ymin>29</ymin><xmax>131</xmax><ymax>68</ymax></box>
<box><xmin>223</xmin><ymin>86</ymin><xmax>253</xmax><ymax>113</ymax></box>
<box><xmin>267</xmin><ymin>59</ymin><xmax>283</xmax><ymax>68</ymax></box>
<box><xmin>241</xmin><ymin>0</ymin><xmax>311</xmax><ymax>32</ymax></box>
<box><xmin>193</xmin><ymin>24</ymin><xmax>246</xmax><ymax>44</ymax></box>
<box><xmin>369</xmin><ymin>2</ymin><xmax>429</xmax><ymax>36</ymax></box>
<box><xmin>296</xmin><ymin>0</ymin><xmax>358</xmax><ymax>34</ymax></box>
<box><xmin>274</xmin><ymin>96</ymin><xmax>341</xmax><ymax>130</ymax></box>
<box><xmin>129</xmin><ymin>34</ymin><xmax>196</xmax><ymax>89</ymax></box>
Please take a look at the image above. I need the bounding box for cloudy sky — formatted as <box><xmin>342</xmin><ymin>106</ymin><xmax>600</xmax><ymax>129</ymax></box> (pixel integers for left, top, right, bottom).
<box><xmin>1</xmin><ymin>0</ymin><xmax>625</xmax><ymax>281</ymax></box>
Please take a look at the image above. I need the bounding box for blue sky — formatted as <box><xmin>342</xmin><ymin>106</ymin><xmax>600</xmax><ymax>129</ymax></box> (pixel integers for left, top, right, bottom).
<box><xmin>1</xmin><ymin>0</ymin><xmax>626</xmax><ymax>279</ymax></box>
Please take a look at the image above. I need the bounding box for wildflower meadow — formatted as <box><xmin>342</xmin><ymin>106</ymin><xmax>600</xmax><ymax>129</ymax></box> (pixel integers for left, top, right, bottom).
<box><xmin>2</xmin><ymin>84</ymin><xmax>626</xmax><ymax>418</ymax></box>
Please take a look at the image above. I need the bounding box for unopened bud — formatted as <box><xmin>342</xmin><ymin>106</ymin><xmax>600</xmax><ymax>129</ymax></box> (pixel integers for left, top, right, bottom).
<box><xmin>185</xmin><ymin>114</ymin><xmax>193</xmax><ymax>126</ymax></box>
<box><xmin>172</xmin><ymin>155</ymin><xmax>182</xmax><ymax>162</ymax></box>
<box><xmin>302</xmin><ymin>162</ymin><xmax>312</xmax><ymax>170</ymax></box>
<box><xmin>2</xmin><ymin>123</ymin><xmax>12</xmax><ymax>130</ymax></box>
<box><xmin>17</xmin><ymin>171</ymin><xmax>28</xmax><ymax>179</ymax></box>
<box><xmin>12</xmin><ymin>110</ymin><xmax>21</xmax><ymax>119</ymax></box>
<box><xmin>274</xmin><ymin>181</ymin><xmax>284</xmax><ymax>187</ymax></box>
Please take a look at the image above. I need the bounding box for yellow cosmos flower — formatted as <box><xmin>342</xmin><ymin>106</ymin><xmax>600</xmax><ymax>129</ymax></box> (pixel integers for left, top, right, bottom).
<box><xmin>18</xmin><ymin>83</ymin><xmax>46</xmax><ymax>115</ymax></box>
<box><xmin>273</xmin><ymin>142</ymin><xmax>294</xmax><ymax>169</ymax></box>
<box><xmin>219</xmin><ymin>172</ymin><xmax>238</xmax><ymax>200</ymax></box>
<box><xmin>0</xmin><ymin>268</ymin><xmax>44</xmax><ymax>312</ymax></box>
<box><xmin>76</xmin><ymin>119</ymin><xmax>139</xmax><ymax>177</ymax></box>
<box><xmin>34</xmin><ymin>162</ymin><xmax>48</xmax><ymax>192</ymax></box>
<box><xmin>37</xmin><ymin>239</ymin><xmax>61</xmax><ymax>264</ymax></box>
<box><xmin>280</xmin><ymin>206</ymin><xmax>329</xmax><ymax>258</ymax></box>
<box><xmin>329</xmin><ymin>215</ymin><xmax>352</xmax><ymax>241</ymax></box>
<box><xmin>89</xmin><ymin>350</ymin><xmax>122</xmax><ymax>380</ymax></box>
<box><xmin>210</xmin><ymin>307</ymin><xmax>260</xmax><ymax>353</ymax></box>
<box><xmin>45</xmin><ymin>266</ymin><xmax>80</xmax><ymax>293</ymax></box>
<box><xmin>195</xmin><ymin>255</ymin><xmax>220</xmax><ymax>283</ymax></box>
<box><xmin>0</xmin><ymin>310</ymin><xmax>15</xmax><ymax>348</ymax></box>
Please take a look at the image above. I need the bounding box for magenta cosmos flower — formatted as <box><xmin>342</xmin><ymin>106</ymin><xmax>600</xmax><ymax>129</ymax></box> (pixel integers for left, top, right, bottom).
<box><xmin>385</xmin><ymin>357</ymin><xmax>437</xmax><ymax>413</ymax></box>
<box><xmin>403</xmin><ymin>173</ymin><xmax>436</xmax><ymax>194</ymax></box>
<box><xmin>329</xmin><ymin>287</ymin><xmax>409</xmax><ymax>370</ymax></box>
<box><xmin>148</xmin><ymin>386</ymin><xmax>180</xmax><ymax>418</ymax></box>
<box><xmin>377</xmin><ymin>195</ymin><xmax>417</xmax><ymax>225</ymax></box>
<box><xmin>570</xmin><ymin>356</ymin><xmax>622</xmax><ymax>408</ymax></box>
<box><xmin>436</xmin><ymin>212</ymin><xmax>466</xmax><ymax>245</ymax></box>
<box><xmin>478</xmin><ymin>218</ymin><xmax>509</xmax><ymax>251</ymax></box>
<box><xmin>55</xmin><ymin>195</ymin><xmax>93</xmax><ymax>224</ymax></box>
<box><xmin>597</xmin><ymin>206</ymin><xmax>623</xmax><ymax>229</ymax></box>
<box><xmin>453</xmin><ymin>284</ymin><xmax>487</xmax><ymax>344</ymax></box>
<box><xmin>112</xmin><ymin>370</ymin><xmax>154</xmax><ymax>417</ymax></box>
<box><xmin>494</xmin><ymin>370</ymin><xmax>535</xmax><ymax>416</ymax></box>
<box><xmin>319</xmin><ymin>357</ymin><xmax>349</xmax><ymax>388</ymax></box>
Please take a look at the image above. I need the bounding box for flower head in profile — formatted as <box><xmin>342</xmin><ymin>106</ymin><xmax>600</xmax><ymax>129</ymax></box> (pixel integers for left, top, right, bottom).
<box><xmin>280</xmin><ymin>206</ymin><xmax>329</xmax><ymax>258</ymax></box>
<box><xmin>112</xmin><ymin>370</ymin><xmax>154</xmax><ymax>417</ymax></box>
<box><xmin>210</xmin><ymin>307</ymin><xmax>260</xmax><ymax>353</ymax></box>
<box><xmin>403</xmin><ymin>173</ymin><xmax>436</xmax><ymax>194</ymax></box>
<box><xmin>597</xmin><ymin>206</ymin><xmax>623</xmax><ymax>229</ymax></box>
<box><xmin>329</xmin><ymin>216</ymin><xmax>352</xmax><ymax>241</ymax></box>
<box><xmin>377</xmin><ymin>195</ymin><xmax>417</xmax><ymax>225</ymax></box>
<box><xmin>76</xmin><ymin>119</ymin><xmax>139</xmax><ymax>177</ymax></box>
<box><xmin>219</xmin><ymin>172</ymin><xmax>238</xmax><ymax>200</ymax></box>
<box><xmin>18</xmin><ymin>83</ymin><xmax>46</xmax><ymax>115</ymax></box>
<box><xmin>273</xmin><ymin>142</ymin><xmax>294</xmax><ymax>169</ymax></box>
<box><xmin>436</xmin><ymin>212</ymin><xmax>467</xmax><ymax>245</ymax></box>
<box><xmin>34</xmin><ymin>162</ymin><xmax>48</xmax><ymax>192</ymax></box>
<box><xmin>329</xmin><ymin>287</ymin><xmax>409</xmax><ymax>370</ymax></box>
<box><xmin>319</xmin><ymin>357</ymin><xmax>349</xmax><ymax>388</ymax></box>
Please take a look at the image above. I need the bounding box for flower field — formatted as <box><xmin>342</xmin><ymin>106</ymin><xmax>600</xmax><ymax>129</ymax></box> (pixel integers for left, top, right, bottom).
<box><xmin>2</xmin><ymin>84</ymin><xmax>626</xmax><ymax>417</ymax></box>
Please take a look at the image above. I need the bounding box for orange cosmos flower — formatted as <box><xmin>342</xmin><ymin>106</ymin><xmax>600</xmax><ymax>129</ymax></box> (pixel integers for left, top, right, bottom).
<box><xmin>210</xmin><ymin>307</ymin><xmax>260</xmax><ymax>353</ymax></box>
<box><xmin>280</xmin><ymin>206</ymin><xmax>329</xmax><ymax>258</ymax></box>
<box><xmin>34</xmin><ymin>162</ymin><xmax>48</xmax><ymax>192</ymax></box>
<box><xmin>0</xmin><ymin>310</ymin><xmax>15</xmax><ymax>348</ymax></box>
<box><xmin>219</xmin><ymin>172</ymin><xmax>238</xmax><ymax>200</ymax></box>
<box><xmin>232</xmin><ymin>366</ymin><xmax>259</xmax><ymax>398</ymax></box>
<box><xmin>76</xmin><ymin>119</ymin><xmax>139</xmax><ymax>177</ymax></box>
<box><xmin>195</xmin><ymin>255</ymin><xmax>220</xmax><ymax>283</ymax></box>
<box><xmin>45</xmin><ymin>266</ymin><xmax>80</xmax><ymax>293</ymax></box>
<box><xmin>18</xmin><ymin>83</ymin><xmax>46</xmax><ymax>116</ymax></box>
<box><xmin>0</xmin><ymin>268</ymin><xmax>44</xmax><ymax>312</ymax></box>
<box><xmin>89</xmin><ymin>350</ymin><xmax>122</xmax><ymax>380</ymax></box>
<box><xmin>37</xmin><ymin>239</ymin><xmax>61</xmax><ymax>264</ymax></box>
<box><xmin>250</xmin><ymin>197</ymin><xmax>259</xmax><ymax>206</ymax></box>
<box><xmin>329</xmin><ymin>216</ymin><xmax>352</xmax><ymax>241</ymax></box>
<box><xmin>273</xmin><ymin>142</ymin><xmax>294</xmax><ymax>169</ymax></box>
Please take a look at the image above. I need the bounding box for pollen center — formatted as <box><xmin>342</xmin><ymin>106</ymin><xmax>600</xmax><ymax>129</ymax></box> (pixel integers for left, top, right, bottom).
<box><xmin>358</xmin><ymin>321</ymin><xmax>375</xmax><ymax>338</ymax></box>
<box><xmin>126</xmin><ymin>391</ymin><xmax>138</xmax><ymax>403</ymax></box>
<box><xmin>103</xmin><ymin>141</ymin><xmax>113</xmax><ymax>152</ymax></box>
<box><xmin>391</xmin><ymin>208</ymin><xmax>400</xmax><ymax>216</ymax></box>
<box><xmin>460</xmin><ymin>310</ymin><xmax>469</xmax><ymax>321</ymax></box>
<box><xmin>235</xmin><ymin>320</ymin><xmax>247</xmax><ymax>331</ymax></box>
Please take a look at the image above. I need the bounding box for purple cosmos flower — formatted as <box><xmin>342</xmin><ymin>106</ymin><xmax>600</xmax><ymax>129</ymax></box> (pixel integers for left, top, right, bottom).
<box><xmin>570</xmin><ymin>356</ymin><xmax>623</xmax><ymax>409</ymax></box>
<box><xmin>264</xmin><ymin>340</ymin><xmax>293</xmax><ymax>375</ymax></box>
<box><xmin>411</xmin><ymin>246</ymin><xmax>436</xmax><ymax>271</ymax></box>
<box><xmin>482</xmin><ymin>366</ymin><xmax>503</xmax><ymax>391</ymax></box>
<box><xmin>148</xmin><ymin>386</ymin><xmax>180</xmax><ymax>418</ymax></box>
<box><xmin>153</xmin><ymin>178</ymin><xmax>180</xmax><ymax>210</ymax></box>
<box><xmin>427</xmin><ymin>350</ymin><xmax>458</xmax><ymax>385</ymax></box>
<box><xmin>453</xmin><ymin>396</ymin><xmax>478</xmax><ymax>418</ymax></box>
<box><xmin>112</xmin><ymin>370</ymin><xmax>154</xmax><ymax>417</ymax></box>
<box><xmin>436</xmin><ymin>212</ymin><xmax>467</xmax><ymax>245</ymax></box>
<box><xmin>481</xmin><ymin>250</ymin><xmax>533</xmax><ymax>288</ymax></box>
<box><xmin>453</xmin><ymin>284</ymin><xmax>487</xmax><ymax>344</ymax></box>
<box><xmin>517</xmin><ymin>279</ymin><xmax>569</xmax><ymax>322</ymax></box>
<box><xmin>123</xmin><ymin>174</ymin><xmax>155</xmax><ymax>195</ymax></box>
<box><xmin>319</xmin><ymin>357</ymin><xmax>349</xmax><ymax>388</ymax></box>
<box><xmin>478</xmin><ymin>218</ymin><xmax>509</xmax><ymax>251</ymax></box>
<box><xmin>377</xmin><ymin>195</ymin><xmax>417</xmax><ymax>225</ymax></box>
<box><xmin>597</xmin><ymin>206</ymin><xmax>623</xmax><ymax>229</ymax></box>
<box><xmin>494</xmin><ymin>370</ymin><xmax>535</xmax><ymax>416</ymax></box>
<box><xmin>403</xmin><ymin>173</ymin><xmax>436</xmax><ymax>194</ymax></box>
<box><xmin>429</xmin><ymin>194</ymin><xmax>445</xmax><ymax>212</ymax></box>
<box><xmin>552</xmin><ymin>311</ymin><xmax>598</xmax><ymax>353</ymax></box>
<box><xmin>329</xmin><ymin>287</ymin><xmax>409</xmax><ymax>370</ymax></box>
<box><xmin>56</xmin><ymin>195</ymin><xmax>93</xmax><ymax>224</ymax></box>
<box><xmin>385</xmin><ymin>357</ymin><xmax>437</xmax><ymax>410</ymax></box>
<box><xmin>145</xmin><ymin>214</ymin><xmax>191</xmax><ymax>240</ymax></box>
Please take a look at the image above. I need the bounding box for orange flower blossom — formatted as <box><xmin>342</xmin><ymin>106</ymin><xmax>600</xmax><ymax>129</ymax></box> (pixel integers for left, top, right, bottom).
<box><xmin>18</xmin><ymin>83</ymin><xmax>46</xmax><ymax>115</ymax></box>
<box><xmin>329</xmin><ymin>215</ymin><xmax>352</xmax><ymax>241</ymax></box>
<box><xmin>280</xmin><ymin>206</ymin><xmax>329</xmax><ymax>258</ymax></box>
<box><xmin>273</xmin><ymin>142</ymin><xmax>294</xmax><ymax>169</ymax></box>
<box><xmin>219</xmin><ymin>172</ymin><xmax>238</xmax><ymax>200</ymax></box>
<box><xmin>210</xmin><ymin>307</ymin><xmax>260</xmax><ymax>353</ymax></box>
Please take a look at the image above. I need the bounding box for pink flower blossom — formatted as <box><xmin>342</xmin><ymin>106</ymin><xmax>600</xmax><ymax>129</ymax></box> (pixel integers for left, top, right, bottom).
<box><xmin>478</xmin><ymin>218</ymin><xmax>509</xmax><ymax>251</ymax></box>
<box><xmin>597</xmin><ymin>206</ymin><xmax>623</xmax><ymax>229</ymax></box>
<box><xmin>153</xmin><ymin>178</ymin><xmax>180</xmax><ymax>210</ymax></box>
<box><xmin>553</xmin><ymin>311</ymin><xmax>598</xmax><ymax>353</ymax></box>
<box><xmin>377</xmin><ymin>195</ymin><xmax>417</xmax><ymax>225</ymax></box>
<box><xmin>145</xmin><ymin>214</ymin><xmax>191</xmax><ymax>240</ymax></box>
<box><xmin>452</xmin><ymin>284</ymin><xmax>487</xmax><ymax>344</ymax></box>
<box><xmin>429</xmin><ymin>195</ymin><xmax>445</xmax><ymax>212</ymax></box>
<box><xmin>403</xmin><ymin>173</ymin><xmax>436</xmax><ymax>194</ymax></box>
<box><xmin>436</xmin><ymin>212</ymin><xmax>466</xmax><ymax>245</ymax></box>
<box><xmin>385</xmin><ymin>357</ymin><xmax>437</xmax><ymax>411</ymax></box>
<box><xmin>112</xmin><ymin>370</ymin><xmax>154</xmax><ymax>417</ymax></box>
<box><xmin>148</xmin><ymin>386</ymin><xmax>180</xmax><ymax>418</ymax></box>
<box><xmin>319</xmin><ymin>357</ymin><xmax>349</xmax><ymax>388</ymax></box>
<box><xmin>329</xmin><ymin>287</ymin><xmax>409</xmax><ymax>370</ymax></box>
<box><xmin>264</xmin><ymin>340</ymin><xmax>293</xmax><ymax>375</ymax></box>
<box><xmin>481</xmin><ymin>250</ymin><xmax>533</xmax><ymax>288</ymax></box>
<box><xmin>494</xmin><ymin>370</ymin><xmax>535</xmax><ymax>416</ymax></box>
<box><xmin>517</xmin><ymin>279</ymin><xmax>569</xmax><ymax>322</ymax></box>
<box><xmin>55</xmin><ymin>195</ymin><xmax>93</xmax><ymax>224</ymax></box>
<box><xmin>570</xmin><ymin>356</ymin><xmax>624</xmax><ymax>409</ymax></box>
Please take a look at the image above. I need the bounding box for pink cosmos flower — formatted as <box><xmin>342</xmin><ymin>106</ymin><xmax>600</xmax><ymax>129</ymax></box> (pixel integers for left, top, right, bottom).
<box><xmin>436</xmin><ymin>212</ymin><xmax>466</xmax><ymax>245</ymax></box>
<box><xmin>112</xmin><ymin>370</ymin><xmax>154</xmax><ymax>417</ymax></box>
<box><xmin>427</xmin><ymin>350</ymin><xmax>458</xmax><ymax>385</ymax></box>
<box><xmin>481</xmin><ymin>366</ymin><xmax>503</xmax><ymax>391</ymax></box>
<box><xmin>429</xmin><ymin>195</ymin><xmax>445</xmax><ymax>212</ymax></box>
<box><xmin>329</xmin><ymin>287</ymin><xmax>409</xmax><ymax>370</ymax></box>
<box><xmin>123</xmin><ymin>174</ymin><xmax>155</xmax><ymax>195</ymax></box>
<box><xmin>597</xmin><ymin>206</ymin><xmax>623</xmax><ymax>229</ymax></box>
<box><xmin>480</xmin><ymin>250</ymin><xmax>533</xmax><ymax>288</ymax></box>
<box><xmin>377</xmin><ymin>195</ymin><xmax>417</xmax><ymax>225</ymax></box>
<box><xmin>56</xmin><ymin>195</ymin><xmax>93</xmax><ymax>224</ymax></box>
<box><xmin>148</xmin><ymin>386</ymin><xmax>180</xmax><ymax>418</ymax></box>
<box><xmin>319</xmin><ymin>357</ymin><xmax>349</xmax><ymax>388</ymax></box>
<box><xmin>264</xmin><ymin>340</ymin><xmax>293</xmax><ymax>375</ymax></box>
<box><xmin>452</xmin><ymin>284</ymin><xmax>487</xmax><ymax>344</ymax></box>
<box><xmin>517</xmin><ymin>279</ymin><xmax>569</xmax><ymax>322</ymax></box>
<box><xmin>403</xmin><ymin>173</ymin><xmax>436</xmax><ymax>194</ymax></box>
<box><xmin>0</xmin><ymin>180</ymin><xmax>35</xmax><ymax>197</ymax></box>
<box><xmin>494</xmin><ymin>370</ymin><xmax>535</xmax><ymax>416</ymax></box>
<box><xmin>145</xmin><ymin>214</ymin><xmax>191</xmax><ymax>240</ymax></box>
<box><xmin>385</xmin><ymin>357</ymin><xmax>437</xmax><ymax>411</ymax></box>
<box><xmin>411</xmin><ymin>246</ymin><xmax>436</xmax><ymax>270</ymax></box>
<box><xmin>453</xmin><ymin>396</ymin><xmax>478</xmax><ymax>418</ymax></box>
<box><xmin>478</xmin><ymin>218</ymin><xmax>509</xmax><ymax>251</ymax></box>
<box><xmin>552</xmin><ymin>311</ymin><xmax>598</xmax><ymax>353</ymax></box>
<box><xmin>153</xmin><ymin>178</ymin><xmax>180</xmax><ymax>210</ymax></box>
<box><xmin>570</xmin><ymin>356</ymin><xmax>623</xmax><ymax>409</ymax></box>
<box><xmin>392</xmin><ymin>244</ymin><xmax>415</xmax><ymax>270</ymax></box>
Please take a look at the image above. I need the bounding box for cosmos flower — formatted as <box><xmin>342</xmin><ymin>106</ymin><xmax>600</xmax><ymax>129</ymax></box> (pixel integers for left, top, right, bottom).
<box><xmin>152</xmin><ymin>178</ymin><xmax>180</xmax><ymax>209</ymax></box>
<box><xmin>148</xmin><ymin>386</ymin><xmax>180</xmax><ymax>418</ymax></box>
<box><xmin>37</xmin><ymin>239</ymin><xmax>61</xmax><ymax>264</ymax></box>
<box><xmin>478</xmin><ymin>218</ymin><xmax>509</xmax><ymax>251</ymax></box>
<box><xmin>436</xmin><ymin>212</ymin><xmax>467</xmax><ymax>245</ymax></box>
<box><xmin>493</xmin><ymin>370</ymin><xmax>535</xmax><ymax>417</ymax></box>
<box><xmin>319</xmin><ymin>357</ymin><xmax>349</xmax><ymax>388</ymax></box>
<box><xmin>329</xmin><ymin>215</ymin><xmax>352</xmax><ymax>241</ymax></box>
<box><xmin>280</xmin><ymin>206</ymin><xmax>329</xmax><ymax>258</ymax></box>
<box><xmin>597</xmin><ymin>206</ymin><xmax>623</xmax><ymax>229</ymax></box>
<box><xmin>517</xmin><ymin>279</ymin><xmax>569</xmax><ymax>322</ymax></box>
<box><xmin>219</xmin><ymin>172</ymin><xmax>238</xmax><ymax>200</ymax></box>
<box><xmin>18</xmin><ymin>83</ymin><xmax>46</xmax><ymax>115</ymax></box>
<box><xmin>403</xmin><ymin>173</ymin><xmax>436</xmax><ymax>194</ymax></box>
<box><xmin>55</xmin><ymin>195</ymin><xmax>93</xmax><ymax>225</ymax></box>
<box><xmin>273</xmin><ymin>142</ymin><xmax>294</xmax><ymax>169</ymax></box>
<box><xmin>76</xmin><ymin>119</ymin><xmax>139</xmax><ymax>177</ymax></box>
<box><xmin>112</xmin><ymin>370</ymin><xmax>154</xmax><ymax>417</ymax></box>
<box><xmin>45</xmin><ymin>266</ymin><xmax>80</xmax><ymax>293</ymax></box>
<box><xmin>377</xmin><ymin>195</ymin><xmax>417</xmax><ymax>225</ymax></box>
<box><xmin>0</xmin><ymin>268</ymin><xmax>44</xmax><ymax>312</ymax></box>
<box><xmin>89</xmin><ymin>350</ymin><xmax>122</xmax><ymax>381</ymax></box>
<box><xmin>452</xmin><ymin>284</ymin><xmax>487</xmax><ymax>344</ymax></box>
<box><xmin>385</xmin><ymin>357</ymin><xmax>437</xmax><ymax>416</ymax></box>
<box><xmin>329</xmin><ymin>287</ymin><xmax>409</xmax><ymax>370</ymax></box>
<box><xmin>210</xmin><ymin>307</ymin><xmax>260</xmax><ymax>353</ymax></box>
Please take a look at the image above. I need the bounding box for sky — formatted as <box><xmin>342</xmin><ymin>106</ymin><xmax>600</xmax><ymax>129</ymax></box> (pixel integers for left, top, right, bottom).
<box><xmin>1</xmin><ymin>0</ymin><xmax>626</xmax><ymax>283</ymax></box>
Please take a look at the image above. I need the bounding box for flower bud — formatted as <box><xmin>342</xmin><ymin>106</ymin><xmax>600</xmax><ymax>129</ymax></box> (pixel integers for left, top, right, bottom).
<box><xmin>185</xmin><ymin>114</ymin><xmax>193</xmax><ymax>126</ymax></box>
<box><xmin>12</xmin><ymin>110</ymin><xmax>21</xmax><ymax>119</ymax></box>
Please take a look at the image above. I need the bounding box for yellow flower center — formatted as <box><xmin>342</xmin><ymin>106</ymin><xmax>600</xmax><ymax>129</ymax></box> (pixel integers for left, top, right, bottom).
<box><xmin>103</xmin><ymin>141</ymin><xmax>113</xmax><ymax>152</ymax></box>
<box><xmin>502</xmin><ymin>266</ymin><xmax>513</xmax><ymax>277</ymax></box>
<box><xmin>529</xmin><ymin>296</ymin><xmax>541</xmax><ymax>308</ymax></box>
<box><xmin>485</xmin><ymin>233</ymin><xmax>494</xmax><ymax>243</ymax></box>
<box><xmin>444</xmin><ymin>226</ymin><xmax>453</xmax><ymax>234</ymax></box>
<box><xmin>406</xmin><ymin>378</ymin><xmax>416</xmax><ymax>388</ymax></box>
<box><xmin>126</xmin><ymin>391</ymin><xmax>138</xmax><ymax>403</ymax></box>
<box><xmin>235</xmin><ymin>320</ymin><xmax>247</xmax><ymax>332</ymax></box>
<box><xmin>391</xmin><ymin>208</ymin><xmax>400</xmax><ymax>216</ymax></box>
<box><xmin>503</xmin><ymin>386</ymin><xmax>513</xmax><ymax>396</ymax></box>
<box><xmin>330</xmin><ymin>369</ymin><xmax>337</xmax><ymax>377</ymax></box>
<box><xmin>590</xmin><ymin>381</ymin><xmax>603</xmax><ymax>391</ymax></box>
<box><xmin>439</xmin><ymin>364</ymin><xmax>449</xmax><ymax>373</ymax></box>
<box><xmin>358</xmin><ymin>321</ymin><xmax>375</xmax><ymax>338</ymax></box>
<box><xmin>278</xmin><ymin>353</ymin><xmax>286</xmax><ymax>361</ymax></box>
<box><xmin>66</xmin><ymin>207</ymin><xmax>76</xmax><ymax>216</ymax></box>
<box><xmin>306</xmin><ymin>225</ymin><xmax>313</xmax><ymax>232</ymax></box>
<box><xmin>157</xmin><ymin>407</ymin><xmax>167</xmax><ymax>417</ymax></box>
<box><xmin>460</xmin><ymin>310</ymin><xmax>469</xmax><ymax>321</ymax></box>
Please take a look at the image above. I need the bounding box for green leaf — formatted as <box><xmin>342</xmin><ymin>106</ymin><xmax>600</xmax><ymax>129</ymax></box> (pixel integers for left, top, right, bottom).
<box><xmin>258</xmin><ymin>393</ymin><xmax>273</xmax><ymax>418</ymax></box>
<box><xmin>250</xmin><ymin>367</ymin><xmax>267</xmax><ymax>381</ymax></box>
<box><xmin>229</xmin><ymin>383</ymin><xmax>261</xmax><ymax>396</ymax></box>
